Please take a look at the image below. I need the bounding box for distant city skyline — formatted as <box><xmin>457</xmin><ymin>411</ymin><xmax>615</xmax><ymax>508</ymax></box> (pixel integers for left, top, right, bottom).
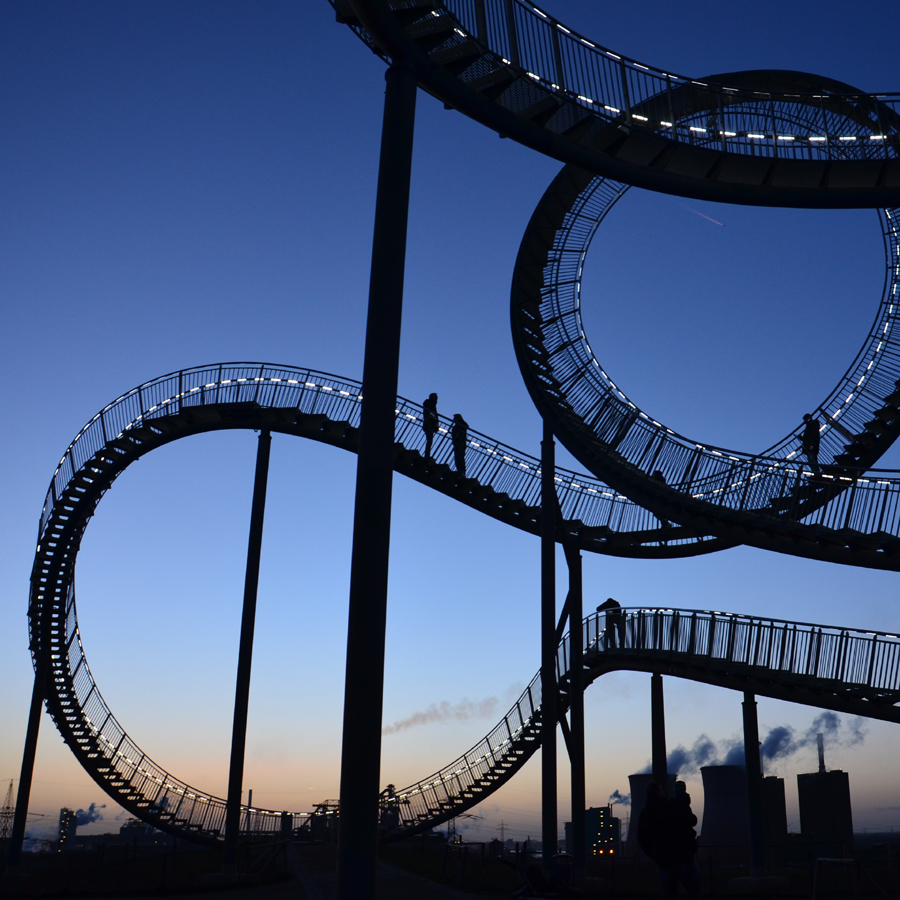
<box><xmin>3</xmin><ymin>0</ymin><xmax>900</xmax><ymax>848</ymax></box>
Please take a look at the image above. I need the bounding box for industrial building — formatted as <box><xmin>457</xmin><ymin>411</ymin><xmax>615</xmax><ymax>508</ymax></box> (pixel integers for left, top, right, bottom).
<box><xmin>57</xmin><ymin>808</ymin><xmax>76</xmax><ymax>852</ymax></box>
<box><xmin>564</xmin><ymin>805</ymin><xmax>621</xmax><ymax>857</ymax></box>
<box><xmin>798</xmin><ymin>736</ymin><xmax>854</xmax><ymax>856</ymax></box>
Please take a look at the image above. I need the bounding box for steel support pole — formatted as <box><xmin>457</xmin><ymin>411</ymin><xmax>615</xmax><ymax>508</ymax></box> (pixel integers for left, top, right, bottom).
<box><xmin>650</xmin><ymin>674</ymin><xmax>667</xmax><ymax>790</ymax></box>
<box><xmin>337</xmin><ymin>62</ymin><xmax>417</xmax><ymax>900</ymax></box>
<box><xmin>567</xmin><ymin>551</ymin><xmax>585</xmax><ymax>875</ymax></box>
<box><xmin>223</xmin><ymin>430</ymin><xmax>272</xmax><ymax>873</ymax></box>
<box><xmin>742</xmin><ymin>692</ymin><xmax>766</xmax><ymax>876</ymax></box>
<box><xmin>8</xmin><ymin>660</ymin><xmax>47</xmax><ymax>867</ymax></box>
<box><xmin>541</xmin><ymin>420</ymin><xmax>557</xmax><ymax>874</ymax></box>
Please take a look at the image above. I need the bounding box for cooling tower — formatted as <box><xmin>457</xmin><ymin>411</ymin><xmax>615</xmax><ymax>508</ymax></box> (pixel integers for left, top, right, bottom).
<box><xmin>699</xmin><ymin>765</ymin><xmax>749</xmax><ymax>865</ymax></box>
<box><xmin>625</xmin><ymin>772</ymin><xmax>677</xmax><ymax>858</ymax></box>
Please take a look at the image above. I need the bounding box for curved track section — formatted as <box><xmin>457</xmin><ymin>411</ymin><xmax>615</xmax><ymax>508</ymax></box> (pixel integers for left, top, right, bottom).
<box><xmin>31</xmin><ymin>364</ymin><xmax>900</xmax><ymax>843</ymax></box>
<box><xmin>337</xmin><ymin>0</ymin><xmax>900</xmax><ymax>207</ymax></box>
<box><xmin>512</xmin><ymin>157</ymin><xmax>900</xmax><ymax>569</ymax></box>
<box><xmin>31</xmin><ymin>362</ymin><xmax>730</xmax><ymax>846</ymax></box>
<box><xmin>382</xmin><ymin>606</ymin><xmax>900</xmax><ymax>836</ymax></box>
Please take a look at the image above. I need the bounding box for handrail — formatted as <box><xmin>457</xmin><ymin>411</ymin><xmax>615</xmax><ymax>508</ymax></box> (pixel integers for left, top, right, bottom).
<box><xmin>382</xmin><ymin>606</ymin><xmax>900</xmax><ymax>834</ymax></box>
<box><xmin>441</xmin><ymin>0</ymin><xmax>900</xmax><ymax>157</ymax></box>
<box><xmin>31</xmin><ymin>364</ymin><xmax>900</xmax><ymax>844</ymax></box>
<box><xmin>37</xmin><ymin>362</ymin><xmax>713</xmax><ymax>552</ymax></box>
<box><xmin>340</xmin><ymin>0</ymin><xmax>900</xmax><ymax>206</ymax></box>
<box><xmin>511</xmin><ymin>142</ymin><xmax>900</xmax><ymax>559</ymax></box>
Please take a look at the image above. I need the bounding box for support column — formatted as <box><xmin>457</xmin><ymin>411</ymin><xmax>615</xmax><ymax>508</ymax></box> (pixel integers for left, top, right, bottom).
<box><xmin>541</xmin><ymin>420</ymin><xmax>557</xmax><ymax>874</ymax></box>
<box><xmin>223</xmin><ymin>430</ymin><xmax>272</xmax><ymax>873</ymax></box>
<box><xmin>8</xmin><ymin>660</ymin><xmax>47</xmax><ymax>867</ymax></box>
<box><xmin>742</xmin><ymin>692</ymin><xmax>766</xmax><ymax>876</ymax></box>
<box><xmin>566</xmin><ymin>550</ymin><xmax>585</xmax><ymax>875</ymax></box>
<box><xmin>650</xmin><ymin>674</ymin><xmax>667</xmax><ymax>790</ymax></box>
<box><xmin>337</xmin><ymin>62</ymin><xmax>418</xmax><ymax>900</ymax></box>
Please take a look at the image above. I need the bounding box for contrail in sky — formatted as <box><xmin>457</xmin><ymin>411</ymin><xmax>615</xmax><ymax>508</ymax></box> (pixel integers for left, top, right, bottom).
<box><xmin>677</xmin><ymin>202</ymin><xmax>725</xmax><ymax>227</ymax></box>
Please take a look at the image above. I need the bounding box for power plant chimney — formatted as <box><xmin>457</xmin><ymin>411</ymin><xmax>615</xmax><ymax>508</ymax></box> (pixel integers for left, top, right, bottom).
<box><xmin>817</xmin><ymin>733</ymin><xmax>826</xmax><ymax>774</ymax></box>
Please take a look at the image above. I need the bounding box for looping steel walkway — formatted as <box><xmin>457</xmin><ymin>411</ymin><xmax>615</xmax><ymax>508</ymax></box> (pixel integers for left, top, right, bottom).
<box><xmin>338</xmin><ymin>0</ymin><xmax>900</xmax><ymax>207</ymax></box>
<box><xmin>29</xmin><ymin>363</ymin><xmax>721</xmax><ymax>848</ymax></box>
<box><xmin>29</xmin><ymin>364</ymin><xmax>900</xmax><ymax>844</ymax></box>
<box><xmin>511</xmin><ymin>163</ymin><xmax>900</xmax><ymax>569</ymax></box>
<box><xmin>26</xmin><ymin>0</ymin><xmax>900</xmax><ymax>855</ymax></box>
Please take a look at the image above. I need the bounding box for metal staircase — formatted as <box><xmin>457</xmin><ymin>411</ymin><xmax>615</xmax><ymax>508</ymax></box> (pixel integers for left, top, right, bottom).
<box><xmin>510</xmin><ymin>148</ymin><xmax>900</xmax><ymax>569</ymax></box>
<box><xmin>336</xmin><ymin>0</ymin><xmax>900</xmax><ymax>207</ymax></box>
<box><xmin>380</xmin><ymin>606</ymin><xmax>900</xmax><ymax>837</ymax></box>
<box><xmin>27</xmin><ymin>363</ymin><xmax>900</xmax><ymax>844</ymax></box>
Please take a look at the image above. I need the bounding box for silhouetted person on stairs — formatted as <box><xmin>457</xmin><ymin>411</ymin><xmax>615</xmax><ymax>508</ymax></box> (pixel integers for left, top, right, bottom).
<box><xmin>451</xmin><ymin>413</ymin><xmax>469</xmax><ymax>477</ymax></box>
<box><xmin>802</xmin><ymin>413</ymin><xmax>821</xmax><ymax>476</ymax></box>
<box><xmin>597</xmin><ymin>597</ymin><xmax>625</xmax><ymax>649</ymax></box>
<box><xmin>422</xmin><ymin>392</ymin><xmax>438</xmax><ymax>460</ymax></box>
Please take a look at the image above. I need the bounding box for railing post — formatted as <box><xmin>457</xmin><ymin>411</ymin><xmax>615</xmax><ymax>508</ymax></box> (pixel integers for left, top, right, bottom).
<box><xmin>665</xmin><ymin>75</ymin><xmax>677</xmax><ymax>141</ymax></box>
<box><xmin>474</xmin><ymin>0</ymin><xmax>487</xmax><ymax>45</ymax></box>
<box><xmin>618</xmin><ymin>60</ymin><xmax>631</xmax><ymax>116</ymax></box>
<box><xmin>740</xmin><ymin>459</ymin><xmax>757</xmax><ymax>509</ymax></box>
<box><xmin>550</xmin><ymin>23</ymin><xmax>565</xmax><ymax>92</ymax></box>
<box><xmin>867</xmin><ymin>635</ymin><xmax>878</xmax><ymax>686</ymax></box>
<box><xmin>338</xmin><ymin>61</ymin><xmax>418</xmax><ymax>900</ymax></box>
<box><xmin>842</xmin><ymin>478</ymin><xmax>859</xmax><ymax>530</ymax></box>
<box><xmin>503</xmin><ymin>0</ymin><xmax>520</xmax><ymax>68</ymax></box>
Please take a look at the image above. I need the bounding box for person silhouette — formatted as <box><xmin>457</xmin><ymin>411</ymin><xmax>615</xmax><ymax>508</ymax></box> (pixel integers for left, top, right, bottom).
<box><xmin>638</xmin><ymin>781</ymin><xmax>701</xmax><ymax>900</ymax></box>
<box><xmin>451</xmin><ymin>413</ymin><xmax>469</xmax><ymax>477</ymax></box>
<box><xmin>422</xmin><ymin>393</ymin><xmax>438</xmax><ymax>460</ymax></box>
<box><xmin>801</xmin><ymin>413</ymin><xmax>821</xmax><ymax>475</ymax></box>
<box><xmin>597</xmin><ymin>597</ymin><xmax>625</xmax><ymax>649</ymax></box>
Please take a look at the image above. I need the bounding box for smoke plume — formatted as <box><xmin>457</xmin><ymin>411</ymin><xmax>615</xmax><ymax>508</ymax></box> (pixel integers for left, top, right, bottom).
<box><xmin>658</xmin><ymin>713</ymin><xmax>867</xmax><ymax>775</ymax></box>
<box><xmin>76</xmin><ymin>802</ymin><xmax>105</xmax><ymax>825</ymax></box>
<box><xmin>608</xmin><ymin>789</ymin><xmax>631</xmax><ymax>806</ymax></box>
<box><xmin>383</xmin><ymin>696</ymin><xmax>499</xmax><ymax>735</ymax></box>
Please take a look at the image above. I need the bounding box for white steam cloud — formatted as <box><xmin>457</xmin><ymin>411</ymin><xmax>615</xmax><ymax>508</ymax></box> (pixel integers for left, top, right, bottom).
<box><xmin>382</xmin><ymin>696</ymin><xmax>500</xmax><ymax>735</ymax></box>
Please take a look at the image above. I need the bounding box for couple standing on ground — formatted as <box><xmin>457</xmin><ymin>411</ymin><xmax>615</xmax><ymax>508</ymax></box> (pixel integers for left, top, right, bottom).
<box><xmin>423</xmin><ymin>392</ymin><xmax>468</xmax><ymax>476</ymax></box>
<box><xmin>639</xmin><ymin>780</ymin><xmax>702</xmax><ymax>900</ymax></box>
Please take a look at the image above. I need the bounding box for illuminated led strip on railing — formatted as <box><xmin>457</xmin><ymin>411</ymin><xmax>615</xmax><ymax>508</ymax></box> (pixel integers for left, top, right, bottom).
<box><xmin>523</xmin><ymin>156</ymin><xmax>900</xmax><ymax>475</ymax></box>
<box><xmin>438</xmin><ymin>0</ymin><xmax>899</xmax><ymax>148</ymax></box>
<box><xmin>40</xmin><ymin>367</ymin><xmax>640</xmax><ymax>543</ymax></box>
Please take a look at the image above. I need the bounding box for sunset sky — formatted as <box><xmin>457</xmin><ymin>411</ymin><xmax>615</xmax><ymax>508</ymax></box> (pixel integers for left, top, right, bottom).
<box><xmin>3</xmin><ymin>0</ymin><xmax>900</xmax><ymax>845</ymax></box>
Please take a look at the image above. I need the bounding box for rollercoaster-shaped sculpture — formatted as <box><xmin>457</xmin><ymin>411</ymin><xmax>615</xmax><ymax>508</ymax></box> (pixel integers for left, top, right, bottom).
<box><xmin>24</xmin><ymin>0</ymin><xmax>900</xmax><ymax>846</ymax></box>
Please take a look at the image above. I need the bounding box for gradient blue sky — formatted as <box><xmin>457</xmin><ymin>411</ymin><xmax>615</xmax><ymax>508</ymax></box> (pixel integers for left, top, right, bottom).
<box><xmin>3</xmin><ymin>0</ymin><xmax>900</xmax><ymax>843</ymax></box>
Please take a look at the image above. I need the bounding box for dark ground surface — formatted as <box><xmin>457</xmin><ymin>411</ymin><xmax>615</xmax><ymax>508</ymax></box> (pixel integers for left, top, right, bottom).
<box><xmin>5</xmin><ymin>839</ymin><xmax>899</xmax><ymax>899</ymax></box>
<box><xmin>0</xmin><ymin>843</ymin><xmax>480</xmax><ymax>900</ymax></box>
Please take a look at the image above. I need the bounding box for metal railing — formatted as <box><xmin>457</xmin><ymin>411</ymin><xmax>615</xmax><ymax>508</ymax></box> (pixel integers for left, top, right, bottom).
<box><xmin>384</xmin><ymin>607</ymin><xmax>900</xmax><ymax>834</ymax></box>
<box><xmin>38</xmin><ymin>362</ymin><xmax>701</xmax><ymax>548</ymax></box>
<box><xmin>33</xmin><ymin>362</ymin><xmax>717</xmax><ymax>846</ymax></box>
<box><xmin>439</xmin><ymin>0</ymin><xmax>900</xmax><ymax>158</ymax></box>
<box><xmin>578</xmin><ymin>608</ymin><xmax>900</xmax><ymax>695</ymax></box>
<box><xmin>35</xmin><ymin>363</ymin><xmax>900</xmax><ymax>843</ymax></box>
<box><xmin>513</xmin><ymin>137</ymin><xmax>900</xmax><ymax>540</ymax></box>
